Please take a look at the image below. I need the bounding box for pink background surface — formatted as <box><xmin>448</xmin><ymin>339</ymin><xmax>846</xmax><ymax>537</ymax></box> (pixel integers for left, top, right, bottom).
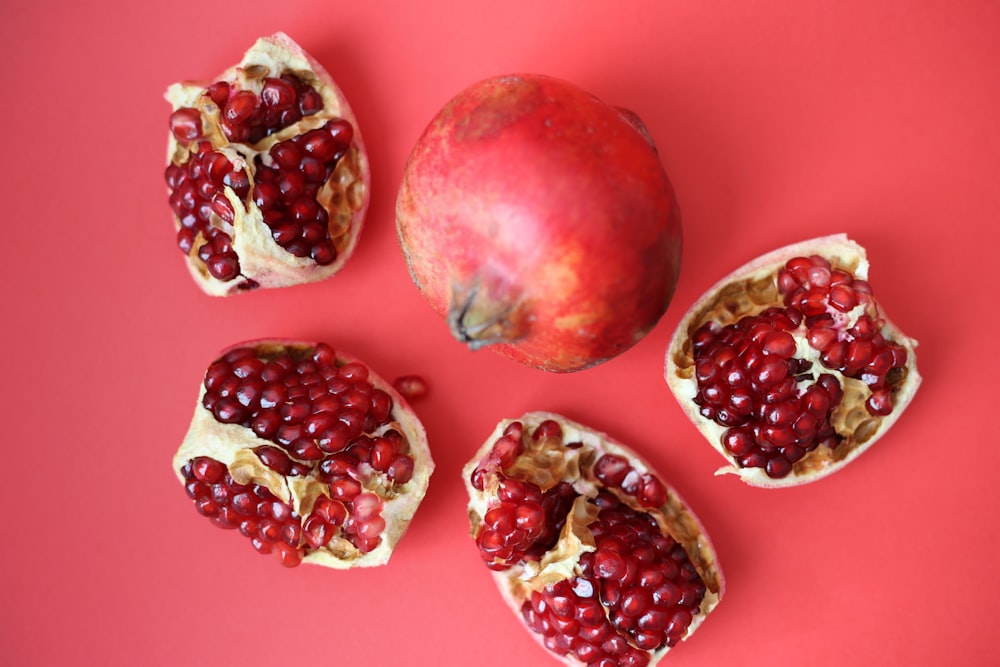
<box><xmin>2</xmin><ymin>1</ymin><xmax>998</xmax><ymax>665</ymax></box>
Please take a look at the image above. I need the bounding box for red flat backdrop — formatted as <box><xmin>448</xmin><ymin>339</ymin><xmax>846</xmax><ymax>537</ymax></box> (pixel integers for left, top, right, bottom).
<box><xmin>2</xmin><ymin>1</ymin><xmax>998</xmax><ymax>665</ymax></box>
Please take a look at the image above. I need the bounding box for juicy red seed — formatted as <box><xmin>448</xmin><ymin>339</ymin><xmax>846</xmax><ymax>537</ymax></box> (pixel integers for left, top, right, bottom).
<box><xmin>370</xmin><ymin>438</ymin><xmax>396</xmax><ymax>472</ymax></box>
<box><xmin>299</xmin><ymin>89</ymin><xmax>323</xmax><ymax>114</ymax></box>
<box><xmin>191</xmin><ymin>457</ymin><xmax>226</xmax><ymax>483</ymax></box>
<box><xmin>851</xmin><ymin>316</ymin><xmax>878</xmax><ymax>340</ymax></box>
<box><xmin>492</xmin><ymin>435</ymin><xmax>524</xmax><ymax>469</ymax></box>
<box><xmin>271</xmin><ymin>142</ymin><xmax>303</xmax><ymax>169</ymax></box>
<box><xmin>339</xmin><ymin>362</ymin><xmax>369</xmax><ymax>382</ymax></box>
<box><xmin>594</xmin><ymin>549</ymin><xmax>627</xmax><ymax>579</ymax></box>
<box><xmin>206</xmin><ymin>254</ymin><xmax>240</xmax><ymax>281</ymax></box>
<box><xmin>169</xmin><ymin>108</ymin><xmax>203</xmax><ymax>143</ymax></box>
<box><xmin>224</xmin><ymin>90</ymin><xmax>257</xmax><ymax>125</ymax></box>
<box><xmin>303</xmin><ymin>514</ymin><xmax>333</xmax><ymax>548</ymax></box>
<box><xmin>302</xmin><ymin>129</ymin><xmax>338</xmax><ymax>161</ymax></box>
<box><xmin>369</xmin><ymin>390</ymin><xmax>393</xmax><ymax>424</ymax></box>
<box><xmin>261</xmin><ymin>77</ymin><xmax>296</xmax><ymax>108</ymax></box>
<box><xmin>311</xmin><ymin>241</ymin><xmax>337</xmax><ymax>265</ymax></box>
<box><xmin>204</xmin><ymin>81</ymin><xmax>230</xmax><ymax>108</ymax></box>
<box><xmin>313</xmin><ymin>496</ymin><xmax>348</xmax><ymax>525</ymax></box>
<box><xmin>867</xmin><ymin>388</ymin><xmax>893</xmax><ymax>416</ymax></box>
<box><xmin>330</xmin><ymin>477</ymin><xmax>362</xmax><ymax>501</ymax></box>
<box><xmin>594</xmin><ymin>454</ymin><xmax>631</xmax><ymax>488</ymax></box>
<box><xmin>532</xmin><ymin>420</ymin><xmax>563</xmax><ymax>441</ymax></box>
<box><xmin>722</xmin><ymin>428</ymin><xmax>754</xmax><ymax>456</ymax></box>
<box><xmin>290</xmin><ymin>437</ymin><xmax>324</xmax><ymax>461</ymax></box>
<box><xmin>272</xmin><ymin>541</ymin><xmax>303</xmax><ymax>567</ymax></box>
<box><xmin>637</xmin><ymin>476</ymin><xmax>667</xmax><ymax>508</ymax></box>
<box><xmin>515</xmin><ymin>503</ymin><xmax>545</xmax><ymax>530</ymax></box>
<box><xmin>829</xmin><ymin>284</ymin><xmax>858</xmax><ymax>312</ymax></box>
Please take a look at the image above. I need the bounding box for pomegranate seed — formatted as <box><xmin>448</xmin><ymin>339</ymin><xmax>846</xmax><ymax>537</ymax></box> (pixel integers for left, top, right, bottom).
<box><xmin>866</xmin><ymin>388</ymin><xmax>893</xmax><ymax>416</ymax></box>
<box><xmin>594</xmin><ymin>454</ymin><xmax>631</xmax><ymax>487</ymax></box>
<box><xmin>829</xmin><ymin>284</ymin><xmax>858</xmax><ymax>312</ymax></box>
<box><xmin>224</xmin><ymin>90</ymin><xmax>257</xmax><ymax>125</ymax></box>
<box><xmin>261</xmin><ymin>77</ymin><xmax>296</xmax><ymax>108</ymax></box>
<box><xmin>313</xmin><ymin>496</ymin><xmax>348</xmax><ymax>525</ymax></box>
<box><xmin>191</xmin><ymin>457</ymin><xmax>226</xmax><ymax>483</ymax></box>
<box><xmin>637</xmin><ymin>476</ymin><xmax>667</xmax><ymax>508</ymax></box>
<box><xmin>299</xmin><ymin>89</ymin><xmax>323</xmax><ymax>114</ymax></box>
<box><xmin>169</xmin><ymin>108</ymin><xmax>203</xmax><ymax>143</ymax></box>
<box><xmin>492</xmin><ymin>435</ymin><xmax>524</xmax><ymax>469</ymax></box>
<box><xmin>386</xmin><ymin>455</ymin><xmax>415</xmax><ymax>484</ymax></box>
<box><xmin>303</xmin><ymin>515</ymin><xmax>332</xmax><ymax>548</ymax></box>
<box><xmin>532</xmin><ymin>420</ymin><xmax>563</xmax><ymax>441</ymax></box>
<box><xmin>272</xmin><ymin>541</ymin><xmax>303</xmax><ymax>567</ymax></box>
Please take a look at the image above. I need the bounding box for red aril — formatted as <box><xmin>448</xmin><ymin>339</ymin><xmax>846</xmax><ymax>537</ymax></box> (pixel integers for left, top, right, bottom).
<box><xmin>396</xmin><ymin>74</ymin><xmax>682</xmax><ymax>372</ymax></box>
<box><xmin>174</xmin><ymin>340</ymin><xmax>433</xmax><ymax>567</ymax></box>
<box><xmin>464</xmin><ymin>412</ymin><xmax>723</xmax><ymax>666</ymax></box>
<box><xmin>666</xmin><ymin>234</ymin><xmax>922</xmax><ymax>486</ymax></box>
<box><xmin>165</xmin><ymin>33</ymin><xmax>370</xmax><ymax>295</ymax></box>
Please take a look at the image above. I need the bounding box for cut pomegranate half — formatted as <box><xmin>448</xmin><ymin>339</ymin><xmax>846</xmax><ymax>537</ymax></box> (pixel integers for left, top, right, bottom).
<box><xmin>165</xmin><ymin>33</ymin><xmax>370</xmax><ymax>295</ymax></box>
<box><xmin>173</xmin><ymin>340</ymin><xmax>433</xmax><ymax>568</ymax></box>
<box><xmin>464</xmin><ymin>412</ymin><xmax>723</xmax><ymax>667</ymax></box>
<box><xmin>666</xmin><ymin>234</ymin><xmax>922</xmax><ymax>487</ymax></box>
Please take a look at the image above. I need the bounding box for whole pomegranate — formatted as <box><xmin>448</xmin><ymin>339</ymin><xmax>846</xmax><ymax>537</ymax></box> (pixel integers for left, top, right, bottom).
<box><xmin>173</xmin><ymin>340</ymin><xmax>433</xmax><ymax>567</ymax></box>
<box><xmin>666</xmin><ymin>234</ymin><xmax>922</xmax><ymax>486</ymax></box>
<box><xmin>396</xmin><ymin>74</ymin><xmax>682</xmax><ymax>372</ymax></box>
<box><xmin>165</xmin><ymin>33</ymin><xmax>370</xmax><ymax>295</ymax></box>
<box><xmin>465</xmin><ymin>412</ymin><xmax>723</xmax><ymax>666</ymax></box>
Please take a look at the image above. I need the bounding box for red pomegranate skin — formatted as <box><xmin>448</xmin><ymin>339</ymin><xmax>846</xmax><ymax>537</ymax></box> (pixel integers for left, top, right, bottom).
<box><xmin>396</xmin><ymin>74</ymin><xmax>682</xmax><ymax>372</ymax></box>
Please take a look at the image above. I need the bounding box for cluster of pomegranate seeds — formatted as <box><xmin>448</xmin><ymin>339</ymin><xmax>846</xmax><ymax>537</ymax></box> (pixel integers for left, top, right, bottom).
<box><xmin>166</xmin><ymin>71</ymin><xmax>355</xmax><ymax>280</ymax></box>
<box><xmin>181</xmin><ymin>342</ymin><xmax>415</xmax><ymax>563</ymax></box>
<box><xmin>471</xmin><ymin>419</ymin><xmax>709</xmax><ymax>664</ymax></box>
<box><xmin>181</xmin><ymin>456</ymin><xmax>305</xmax><ymax>566</ymax></box>
<box><xmin>691</xmin><ymin>254</ymin><xmax>910</xmax><ymax>479</ymax></box>
<box><xmin>252</xmin><ymin>119</ymin><xmax>354</xmax><ymax>265</ymax></box>
<box><xmin>169</xmin><ymin>74</ymin><xmax>324</xmax><ymax>146</ymax></box>
<box><xmin>476</xmin><ymin>476</ymin><xmax>576</xmax><ymax>570</ymax></box>
<box><xmin>522</xmin><ymin>491</ymin><xmax>706</xmax><ymax>667</ymax></box>
<box><xmin>165</xmin><ymin>141</ymin><xmax>250</xmax><ymax>281</ymax></box>
<box><xmin>778</xmin><ymin>255</ymin><xmax>909</xmax><ymax>415</ymax></box>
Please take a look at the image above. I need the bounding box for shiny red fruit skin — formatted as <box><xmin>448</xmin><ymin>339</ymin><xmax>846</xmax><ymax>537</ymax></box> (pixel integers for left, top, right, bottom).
<box><xmin>396</xmin><ymin>74</ymin><xmax>682</xmax><ymax>372</ymax></box>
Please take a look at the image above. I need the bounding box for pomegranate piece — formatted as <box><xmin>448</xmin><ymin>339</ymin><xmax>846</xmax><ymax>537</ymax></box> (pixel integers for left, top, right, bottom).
<box><xmin>666</xmin><ymin>234</ymin><xmax>922</xmax><ymax>486</ymax></box>
<box><xmin>173</xmin><ymin>340</ymin><xmax>433</xmax><ymax>568</ymax></box>
<box><xmin>165</xmin><ymin>33</ymin><xmax>370</xmax><ymax>295</ymax></box>
<box><xmin>396</xmin><ymin>74</ymin><xmax>682</xmax><ymax>372</ymax></box>
<box><xmin>464</xmin><ymin>412</ymin><xmax>723</xmax><ymax>666</ymax></box>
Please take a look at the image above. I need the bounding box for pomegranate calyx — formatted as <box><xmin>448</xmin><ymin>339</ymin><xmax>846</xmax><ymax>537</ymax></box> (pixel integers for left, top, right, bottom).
<box><xmin>447</xmin><ymin>271</ymin><xmax>529</xmax><ymax>350</ymax></box>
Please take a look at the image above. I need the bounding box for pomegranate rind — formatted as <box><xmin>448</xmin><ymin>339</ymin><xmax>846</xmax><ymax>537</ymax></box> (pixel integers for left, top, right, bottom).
<box><xmin>463</xmin><ymin>411</ymin><xmax>724</xmax><ymax>666</ymax></box>
<box><xmin>173</xmin><ymin>339</ymin><xmax>433</xmax><ymax>568</ymax></box>
<box><xmin>665</xmin><ymin>234</ymin><xmax>922</xmax><ymax>487</ymax></box>
<box><xmin>165</xmin><ymin>32</ymin><xmax>370</xmax><ymax>296</ymax></box>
